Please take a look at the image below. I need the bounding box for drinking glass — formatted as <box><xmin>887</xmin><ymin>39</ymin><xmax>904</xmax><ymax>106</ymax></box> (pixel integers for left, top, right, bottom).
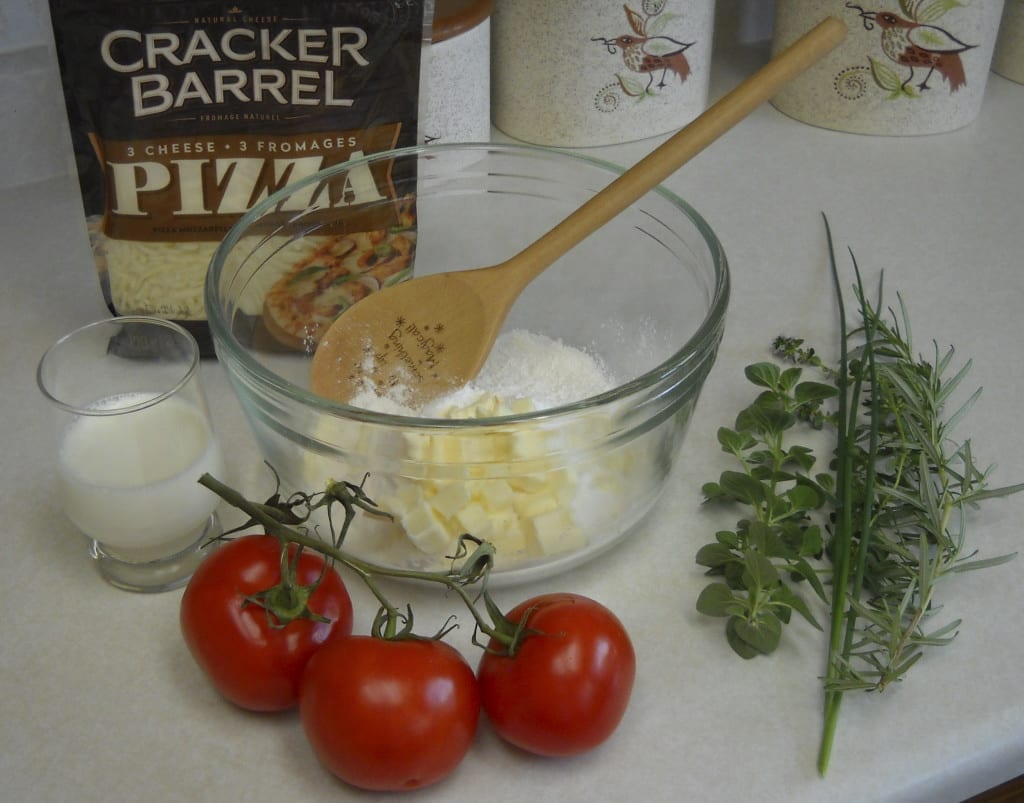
<box><xmin>37</xmin><ymin>317</ymin><xmax>225</xmax><ymax>592</ymax></box>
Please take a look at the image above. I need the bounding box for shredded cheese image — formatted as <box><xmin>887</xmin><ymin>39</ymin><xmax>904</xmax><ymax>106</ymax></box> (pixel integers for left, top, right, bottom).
<box><xmin>101</xmin><ymin>236</ymin><xmax>218</xmax><ymax>320</ymax></box>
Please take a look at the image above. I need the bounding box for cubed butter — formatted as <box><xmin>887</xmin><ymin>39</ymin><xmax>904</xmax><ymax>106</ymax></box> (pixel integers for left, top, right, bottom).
<box><xmin>385</xmin><ymin>391</ymin><xmax>604</xmax><ymax>564</ymax></box>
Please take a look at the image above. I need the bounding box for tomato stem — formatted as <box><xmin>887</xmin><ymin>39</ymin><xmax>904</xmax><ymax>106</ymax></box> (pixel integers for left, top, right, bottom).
<box><xmin>199</xmin><ymin>473</ymin><xmax>519</xmax><ymax>651</ymax></box>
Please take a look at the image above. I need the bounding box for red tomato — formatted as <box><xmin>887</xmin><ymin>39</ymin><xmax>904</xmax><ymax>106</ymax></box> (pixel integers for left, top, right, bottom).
<box><xmin>477</xmin><ymin>593</ymin><xmax>635</xmax><ymax>757</ymax></box>
<box><xmin>179</xmin><ymin>535</ymin><xmax>352</xmax><ymax>712</ymax></box>
<box><xmin>300</xmin><ymin>636</ymin><xmax>480</xmax><ymax>791</ymax></box>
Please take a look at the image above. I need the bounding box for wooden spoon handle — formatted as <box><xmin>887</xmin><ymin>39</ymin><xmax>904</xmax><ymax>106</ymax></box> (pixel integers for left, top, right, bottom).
<box><xmin>509</xmin><ymin>16</ymin><xmax>848</xmax><ymax>283</ymax></box>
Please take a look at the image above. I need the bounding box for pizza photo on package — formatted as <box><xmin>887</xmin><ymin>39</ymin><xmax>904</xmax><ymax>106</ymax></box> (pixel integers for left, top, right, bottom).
<box><xmin>261</xmin><ymin>196</ymin><xmax>417</xmax><ymax>351</ymax></box>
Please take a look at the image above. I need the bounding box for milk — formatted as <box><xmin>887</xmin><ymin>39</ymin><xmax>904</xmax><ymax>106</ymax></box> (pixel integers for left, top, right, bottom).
<box><xmin>57</xmin><ymin>392</ymin><xmax>225</xmax><ymax>561</ymax></box>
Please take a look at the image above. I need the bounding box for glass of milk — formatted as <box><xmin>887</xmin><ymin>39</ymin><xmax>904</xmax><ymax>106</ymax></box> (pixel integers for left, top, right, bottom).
<box><xmin>37</xmin><ymin>317</ymin><xmax>225</xmax><ymax>592</ymax></box>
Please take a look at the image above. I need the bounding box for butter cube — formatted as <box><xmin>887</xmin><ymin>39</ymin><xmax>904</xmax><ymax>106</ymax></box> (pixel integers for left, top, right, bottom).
<box><xmin>453</xmin><ymin>502</ymin><xmax>494</xmax><ymax>539</ymax></box>
<box><xmin>472</xmin><ymin>479</ymin><xmax>515</xmax><ymax>512</ymax></box>
<box><xmin>470</xmin><ymin>434</ymin><xmax>510</xmax><ymax>462</ymax></box>
<box><xmin>429</xmin><ymin>436</ymin><xmax>466</xmax><ymax>464</ymax></box>
<box><xmin>394</xmin><ymin>479</ymin><xmax>425</xmax><ymax>507</ymax></box>
<box><xmin>475</xmin><ymin>394</ymin><xmax>502</xmax><ymax>417</ymax></box>
<box><xmin>403</xmin><ymin>433</ymin><xmax>434</xmax><ymax>463</ymax></box>
<box><xmin>378</xmin><ymin>480</ymin><xmax>422</xmax><ymax>520</ymax></box>
<box><xmin>488</xmin><ymin>510</ymin><xmax>528</xmax><ymax>554</ymax></box>
<box><xmin>510</xmin><ymin>428</ymin><xmax>549</xmax><ymax>460</ymax></box>
<box><xmin>400</xmin><ymin>502</ymin><xmax>452</xmax><ymax>555</ymax></box>
<box><xmin>545</xmin><ymin>468</ymin><xmax>572</xmax><ymax>491</ymax></box>
<box><xmin>439</xmin><ymin>433</ymin><xmax>512</xmax><ymax>463</ymax></box>
<box><xmin>428</xmin><ymin>481</ymin><xmax>472</xmax><ymax>519</ymax></box>
<box><xmin>507</xmin><ymin>474</ymin><xmax>549</xmax><ymax>493</ymax></box>
<box><xmin>508</xmin><ymin>397</ymin><xmax>535</xmax><ymax>415</ymax></box>
<box><xmin>512</xmin><ymin>491</ymin><xmax>560</xmax><ymax>520</ymax></box>
<box><xmin>526</xmin><ymin>508</ymin><xmax>586</xmax><ymax>556</ymax></box>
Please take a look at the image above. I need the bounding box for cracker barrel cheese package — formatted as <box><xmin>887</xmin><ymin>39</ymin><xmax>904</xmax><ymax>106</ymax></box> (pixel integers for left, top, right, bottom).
<box><xmin>48</xmin><ymin>0</ymin><xmax>429</xmax><ymax>355</ymax></box>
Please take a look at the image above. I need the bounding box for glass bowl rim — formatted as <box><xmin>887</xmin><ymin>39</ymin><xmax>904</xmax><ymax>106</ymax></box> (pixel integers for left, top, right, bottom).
<box><xmin>205</xmin><ymin>141</ymin><xmax>730</xmax><ymax>429</ymax></box>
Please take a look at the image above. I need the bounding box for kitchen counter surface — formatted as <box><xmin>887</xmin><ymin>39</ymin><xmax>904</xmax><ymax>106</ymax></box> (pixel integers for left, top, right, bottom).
<box><xmin>3</xmin><ymin>18</ymin><xmax>1023</xmax><ymax>803</ymax></box>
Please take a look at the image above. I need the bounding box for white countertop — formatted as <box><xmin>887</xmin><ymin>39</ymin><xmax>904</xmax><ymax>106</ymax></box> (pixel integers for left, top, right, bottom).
<box><xmin>3</xmin><ymin>19</ymin><xmax>1023</xmax><ymax>803</ymax></box>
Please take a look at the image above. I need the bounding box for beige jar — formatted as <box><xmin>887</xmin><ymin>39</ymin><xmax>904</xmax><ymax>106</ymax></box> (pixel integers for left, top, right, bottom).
<box><xmin>491</xmin><ymin>0</ymin><xmax>715</xmax><ymax>147</ymax></box>
<box><xmin>993</xmin><ymin>0</ymin><xmax>1024</xmax><ymax>84</ymax></box>
<box><xmin>770</xmin><ymin>0</ymin><xmax>1005</xmax><ymax>135</ymax></box>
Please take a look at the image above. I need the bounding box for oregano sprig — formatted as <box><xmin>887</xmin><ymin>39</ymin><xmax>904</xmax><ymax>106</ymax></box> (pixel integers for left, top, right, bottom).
<box><xmin>695</xmin><ymin>359</ymin><xmax>836</xmax><ymax>653</ymax></box>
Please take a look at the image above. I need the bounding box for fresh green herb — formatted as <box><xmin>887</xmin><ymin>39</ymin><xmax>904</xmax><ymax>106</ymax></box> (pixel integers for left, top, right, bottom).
<box><xmin>695</xmin><ymin>218</ymin><xmax>1023</xmax><ymax>775</ymax></box>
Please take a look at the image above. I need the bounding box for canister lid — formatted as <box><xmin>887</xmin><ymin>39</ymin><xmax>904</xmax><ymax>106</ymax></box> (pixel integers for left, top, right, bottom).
<box><xmin>433</xmin><ymin>0</ymin><xmax>493</xmax><ymax>43</ymax></box>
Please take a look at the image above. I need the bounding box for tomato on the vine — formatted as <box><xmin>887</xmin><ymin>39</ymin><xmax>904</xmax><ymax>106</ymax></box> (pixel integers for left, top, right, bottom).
<box><xmin>179</xmin><ymin>534</ymin><xmax>352</xmax><ymax>712</ymax></box>
<box><xmin>300</xmin><ymin>635</ymin><xmax>480</xmax><ymax>791</ymax></box>
<box><xmin>477</xmin><ymin>592</ymin><xmax>635</xmax><ymax>757</ymax></box>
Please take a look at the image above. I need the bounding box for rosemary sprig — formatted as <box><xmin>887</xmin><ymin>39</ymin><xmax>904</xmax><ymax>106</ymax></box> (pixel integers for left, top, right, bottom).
<box><xmin>695</xmin><ymin>219</ymin><xmax>1023</xmax><ymax>775</ymax></box>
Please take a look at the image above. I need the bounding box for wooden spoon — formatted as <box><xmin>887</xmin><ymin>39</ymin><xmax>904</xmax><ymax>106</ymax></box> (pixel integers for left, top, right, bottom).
<box><xmin>311</xmin><ymin>16</ymin><xmax>847</xmax><ymax>406</ymax></box>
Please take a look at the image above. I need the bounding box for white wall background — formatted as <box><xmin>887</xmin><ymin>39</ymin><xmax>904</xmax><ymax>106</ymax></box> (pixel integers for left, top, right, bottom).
<box><xmin>0</xmin><ymin>0</ymin><xmax>73</xmax><ymax>187</ymax></box>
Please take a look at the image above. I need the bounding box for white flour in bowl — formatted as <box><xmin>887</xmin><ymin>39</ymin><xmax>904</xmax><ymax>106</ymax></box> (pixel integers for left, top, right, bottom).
<box><xmin>349</xmin><ymin>329</ymin><xmax>617</xmax><ymax>416</ymax></box>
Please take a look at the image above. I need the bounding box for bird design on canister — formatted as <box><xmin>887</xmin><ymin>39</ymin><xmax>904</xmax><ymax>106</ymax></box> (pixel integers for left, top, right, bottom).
<box><xmin>847</xmin><ymin>2</ymin><xmax>977</xmax><ymax>93</ymax></box>
<box><xmin>592</xmin><ymin>2</ymin><xmax>694</xmax><ymax>100</ymax></box>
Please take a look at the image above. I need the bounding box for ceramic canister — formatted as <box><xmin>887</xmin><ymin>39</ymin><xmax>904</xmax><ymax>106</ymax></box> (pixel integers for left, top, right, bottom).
<box><xmin>491</xmin><ymin>0</ymin><xmax>715</xmax><ymax>147</ymax></box>
<box><xmin>992</xmin><ymin>0</ymin><xmax>1024</xmax><ymax>84</ymax></box>
<box><xmin>770</xmin><ymin>0</ymin><xmax>1006</xmax><ymax>135</ymax></box>
<box><xmin>421</xmin><ymin>0</ymin><xmax>493</xmax><ymax>144</ymax></box>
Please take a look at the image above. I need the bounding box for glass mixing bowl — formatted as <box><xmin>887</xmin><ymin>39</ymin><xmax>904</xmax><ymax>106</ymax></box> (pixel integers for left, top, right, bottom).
<box><xmin>206</xmin><ymin>143</ymin><xmax>729</xmax><ymax>585</ymax></box>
